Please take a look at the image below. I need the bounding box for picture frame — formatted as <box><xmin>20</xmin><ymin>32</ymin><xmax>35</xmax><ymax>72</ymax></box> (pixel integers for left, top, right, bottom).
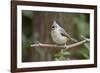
<box><xmin>11</xmin><ymin>0</ymin><xmax>97</xmax><ymax>73</ymax></box>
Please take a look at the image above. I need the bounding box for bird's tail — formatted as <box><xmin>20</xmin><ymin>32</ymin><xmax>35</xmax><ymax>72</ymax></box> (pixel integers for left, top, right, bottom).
<box><xmin>70</xmin><ymin>37</ymin><xmax>78</xmax><ymax>43</ymax></box>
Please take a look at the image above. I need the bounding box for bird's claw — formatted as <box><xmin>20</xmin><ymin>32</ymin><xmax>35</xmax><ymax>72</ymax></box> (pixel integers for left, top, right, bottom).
<box><xmin>64</xmin><ymin>44</ymin><xmax>68</xmax><ymax>49</ymax></box>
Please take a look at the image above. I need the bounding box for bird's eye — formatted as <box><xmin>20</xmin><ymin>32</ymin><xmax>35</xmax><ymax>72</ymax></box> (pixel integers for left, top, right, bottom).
<box><xmin>52</xmin><ymin>26</ymin><xmax>55</xmax><ymax>28</ymax></box>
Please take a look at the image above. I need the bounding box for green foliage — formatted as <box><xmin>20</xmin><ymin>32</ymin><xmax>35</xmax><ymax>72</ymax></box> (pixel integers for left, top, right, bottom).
<box><xmin>74</xmin><ymin>14</ymin><xmax>90</xmax><ymax>37</ymax></box>
<box><xmin>70</xmin><ymin>45</ymin><xmax>89</xmax><ymax>59</ymax></box>
<box><xmin>22</xmin><ymin>10</ymin><xmax>33</xmax><ymax>19</ymax></box>
<box><xmin>22</xmin><ymin>34</ymin><xmax>32</xmax><ymax>61</ymax></box>
<box><xmin>54</xmin><ymin>49</ymin><xmax>71</xmax><ymax>61</ymax></box>
<box><xmin>72</xmin><ymin>14</ymin><xmax>90</xmax><ymax>59</ymax></box>
<box><xmin>78</xmin><ymin>45</ymin><xmax>89</xmax><ymax>59</ymax></box>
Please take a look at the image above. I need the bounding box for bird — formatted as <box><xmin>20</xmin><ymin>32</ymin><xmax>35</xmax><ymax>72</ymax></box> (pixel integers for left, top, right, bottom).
<box><xmin>51</xmin><ymin>20</ymin><xmax>77</xmax><ymax>45</ymax></box>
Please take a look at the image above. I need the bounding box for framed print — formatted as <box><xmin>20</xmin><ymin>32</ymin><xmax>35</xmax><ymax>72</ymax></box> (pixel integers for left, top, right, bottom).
<box><xmin>11</xmin><ymin>0</ymin><xmax>97</xmax><ymax>73</ymax></box>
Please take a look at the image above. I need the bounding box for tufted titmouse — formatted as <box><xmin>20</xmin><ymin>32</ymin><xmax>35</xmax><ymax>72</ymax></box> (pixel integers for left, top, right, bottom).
<box><xmin>51</xmin><ymin>20</ymin><xmax>77</xmax><ymax>45</ymax></box>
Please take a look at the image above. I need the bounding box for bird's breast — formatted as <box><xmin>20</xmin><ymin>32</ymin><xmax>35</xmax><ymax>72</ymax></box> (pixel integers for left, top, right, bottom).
<box><xmin>51</xmin><ymin>29</ymin><xmax>68</xmax><ymax>44</ymax></box>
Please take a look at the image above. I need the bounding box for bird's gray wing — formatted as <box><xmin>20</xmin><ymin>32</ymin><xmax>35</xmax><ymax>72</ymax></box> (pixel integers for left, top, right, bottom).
<box><xmin>59</xmin><ymin>27</ymin><xmax>77</xmax><ymax>42</ymax></box>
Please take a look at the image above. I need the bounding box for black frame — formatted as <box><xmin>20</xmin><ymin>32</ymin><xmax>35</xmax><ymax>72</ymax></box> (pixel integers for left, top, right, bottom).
<box><xmin>11</xmin><ymin>0</ymin><xmax>97</xmax><ymax>73</ymax></box>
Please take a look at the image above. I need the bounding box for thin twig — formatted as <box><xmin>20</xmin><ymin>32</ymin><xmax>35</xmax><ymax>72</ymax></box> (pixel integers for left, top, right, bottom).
<box><xmin>30</xmin><ymin>39</ymin><xmax>90</xmax><ymax>50</ymax></box>
<box><xmin>80</xmin><ymin>35</ymin><xmax>90</xmax><ymax>49</ymax></box>
<box><xmin>80</xmin><ymin>35</ymin><xmax>90</xmax><ymax>42</ymax></box>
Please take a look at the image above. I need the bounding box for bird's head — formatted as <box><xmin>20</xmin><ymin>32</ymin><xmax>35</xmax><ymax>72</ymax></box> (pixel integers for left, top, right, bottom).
<box><xmin>51</xmin><ymin>20</ymin><xmax>60</xmax><ymax>30</ymax></box>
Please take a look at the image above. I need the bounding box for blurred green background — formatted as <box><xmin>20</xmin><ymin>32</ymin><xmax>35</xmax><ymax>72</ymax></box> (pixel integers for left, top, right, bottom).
<box><xmin>22</xmin><ymin>10</ymin><xmax>90</xmax><ymax>62</ymax></box>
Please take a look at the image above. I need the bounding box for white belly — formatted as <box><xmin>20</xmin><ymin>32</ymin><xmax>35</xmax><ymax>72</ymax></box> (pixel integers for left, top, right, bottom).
<box><xmin>51</xmin><ymin>29</ymin><xmax>67</xmax><ymax>44</ymax></box>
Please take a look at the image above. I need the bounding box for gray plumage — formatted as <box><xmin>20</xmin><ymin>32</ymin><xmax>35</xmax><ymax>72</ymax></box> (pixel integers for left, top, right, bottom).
<box><xmin>59</xmin><ymin>27</ymin><xmax>77</xmax><ymax>42</ymax></box>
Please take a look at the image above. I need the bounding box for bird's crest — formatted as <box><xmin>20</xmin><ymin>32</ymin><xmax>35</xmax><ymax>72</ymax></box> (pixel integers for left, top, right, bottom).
<box><xmin>52</xmin><ymin>20</ymin><xmax>61</xmax><ymax>28</ymax></box>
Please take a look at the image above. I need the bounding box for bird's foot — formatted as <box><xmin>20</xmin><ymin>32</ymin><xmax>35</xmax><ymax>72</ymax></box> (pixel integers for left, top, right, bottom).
<box><xmin>64</xmin><ymin>44</ymin><xmax>68</xmax><ymax>49</ymax></box>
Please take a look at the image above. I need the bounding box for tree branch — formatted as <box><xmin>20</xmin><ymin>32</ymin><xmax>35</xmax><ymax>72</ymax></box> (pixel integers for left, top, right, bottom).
<box><xmin>30</xmin><ymin>39</ymin><xmax>90</xmax><ymax>50</ymax></box>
